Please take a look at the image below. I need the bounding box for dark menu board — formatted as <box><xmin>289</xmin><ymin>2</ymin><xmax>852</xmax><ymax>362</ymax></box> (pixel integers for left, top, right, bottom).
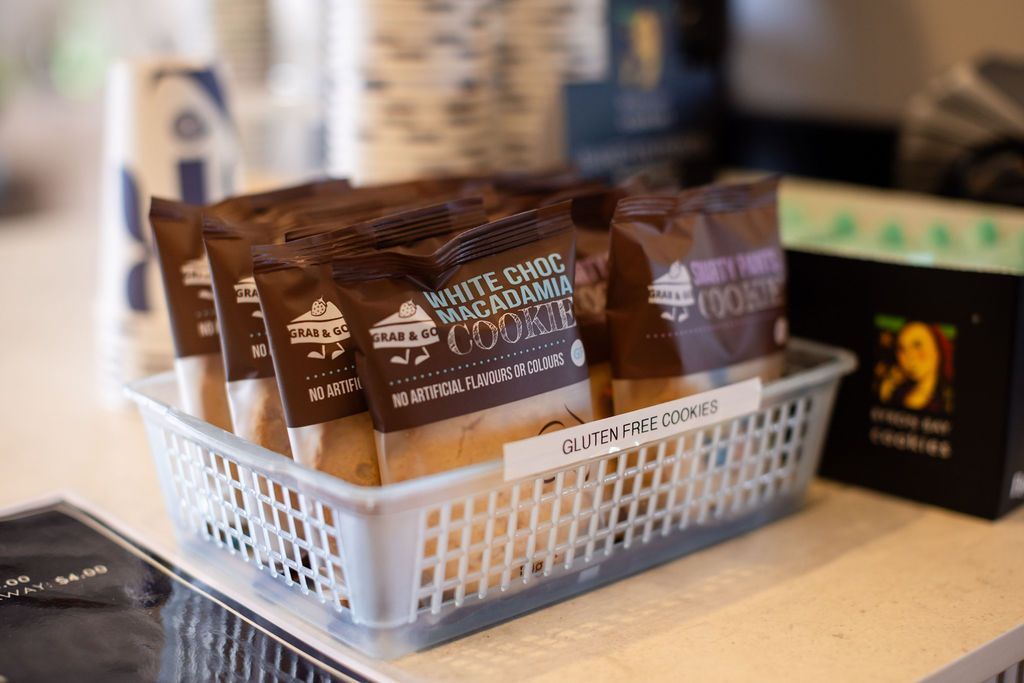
<box><xmin>0</xmin><ymin>502</ymin><xmax>366</xmax><ymax>682</ymax></box>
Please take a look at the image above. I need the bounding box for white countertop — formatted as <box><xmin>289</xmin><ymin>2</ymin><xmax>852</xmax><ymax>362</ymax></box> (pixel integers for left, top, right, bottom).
<box><xmin>1</xmin><ymin>209</ymin><xmax>1022</xmax><ymax>682</ymax></box>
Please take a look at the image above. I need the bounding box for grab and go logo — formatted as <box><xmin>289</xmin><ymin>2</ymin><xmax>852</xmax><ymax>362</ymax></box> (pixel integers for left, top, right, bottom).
<box><xmin>233</xmin><ymin>276</ymin><xmax>262</xmax><ymax>318</ymax></box>
<box><xmin>370</xmin><ymin>300</ymin><xmax>439</xmax><ymax>366</ymax></box>
<box><xmin>287</xmin><ymin>297</ymin><xmax>349</xmax><ymax>360</ymax></box>
<box><xmin>180</xmin><ymin>257</ymin><xmax>213</xmax><ymax>300</ymax></box>
<box><xmin>647</xmin><ymin>261</ymin><xmax>694</xmax><ymax>322</ymax></box>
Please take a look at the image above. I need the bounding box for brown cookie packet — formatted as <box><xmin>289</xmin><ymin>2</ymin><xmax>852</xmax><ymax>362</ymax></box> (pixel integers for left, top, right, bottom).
<box><xmin>279</xmin><ymin>177</ymin><xmax>497</xmax><ymax>243</ymax></box>
<box><xmin>199</xmin><ymin>178</ymin><xmax>372</xmax><ymax>454</ymax></box>
<box><xmin>332</xmin><ymin>202</ymin><xmax>594</xmax><ymax>483</ymax></box>
<box><xmin>606</xmin><ymin>176</ymin><xmax>788</xmax><ymax>414</ymax></box>
<box><xmin>203</xmin><ymin>216</ymin><xmax>294</xmax><ymax>455</ymax></box>
<box><xmin>251</xmin><ymin>198</ymin><xmax>489</xmax><ymax>486</ymax></box>
<box><xmin>149</xmin><ymin>198</ymin><xmax>233</xmax><ymax>431</ymax></box>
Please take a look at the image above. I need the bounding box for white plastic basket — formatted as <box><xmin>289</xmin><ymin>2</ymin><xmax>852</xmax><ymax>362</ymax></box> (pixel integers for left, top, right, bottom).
<box><xmin>127</xmin><ymin>338</ymin><xmax>855</xmax><ymax>659</ymax></box>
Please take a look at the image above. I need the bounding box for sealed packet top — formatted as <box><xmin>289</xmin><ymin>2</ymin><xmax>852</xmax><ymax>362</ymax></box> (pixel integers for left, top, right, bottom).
<box><xmin>606</xmin><ymin>176</ymin><xmax>788</xmax><ymax>414</ymax></box>
<box><xmin>283</xmin><ymin>197</ymin><xmax>485</xmax><ymax>253</ymax></box>
<box><xmin>278</xmin><ymin>177</ymin><xmax>496</xmax><ymax>242</ymax></box>
<box><xmin>489</xmin><ymin>175</ymin><xmax>621</xmax><ymax>224</ymax></box>
<box><xmin>207</xmin><ymin>178</ymin><xmax>351</xmax><ymax>223</ymax></box>
<box><xmin>149</xmin><ymin>198</ymin><xmax>232</xmax><ymax>431</ymax></box>
<box><xmin>251</xmin><ymin>198</ymin><xmax>489</xmax><ymax>486</ymax></box>
<box><xmin>332</xmin><ymin>202</ymin><xmax>594</xmax><ymax>484</ymax></box>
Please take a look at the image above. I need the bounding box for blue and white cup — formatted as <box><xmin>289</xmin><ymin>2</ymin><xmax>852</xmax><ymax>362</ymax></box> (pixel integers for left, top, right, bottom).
<box><xmin>96</xmin><ymin>58</ymin><xmax>240</xmax><ymax>407</ymax></box>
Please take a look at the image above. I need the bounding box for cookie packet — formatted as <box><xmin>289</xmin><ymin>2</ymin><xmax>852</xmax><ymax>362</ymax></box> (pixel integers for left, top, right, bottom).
<box><xmin>606</xmin><ymin>176</ymin><xmax>788</xmax><ymax>414</ymax></box>
<box><xmin>199</xmin><ymin>179</ymin><xmax>378</xmax><ymax>452</ymax></box>
<box><xmin>332</xmin><ymin>202</ymin><xmax>594</xmax><ymax>483</ymax></box>
<box><xmin>493</xmin><ymin>177</ymin><xmax>623</xmax><ymax>420</ymax></box>
<box><xmin>148</xmin><ymin>198</ymin><xmax>232</xmax><ymax>430</ymax></box>
<box><xmin>203</xmin><ymin>216</ymin><xmax>294</xmax><ymax>454</ymax></box>
<box><xmin>564</xmin><ymin>184</ymin><xmax>624</xmax><ymax>420</ymax></box>
<box><xmin>251</xmin><ymin>198</ymin><xmax>489</xmax><ymax>485</ymax></box>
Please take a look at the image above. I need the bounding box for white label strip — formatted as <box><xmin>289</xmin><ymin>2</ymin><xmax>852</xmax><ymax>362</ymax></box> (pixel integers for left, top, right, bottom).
<box><xmin>503</xmin><ymin>378</ymin><xmax>763</xmax><ymax>482</ymax></box>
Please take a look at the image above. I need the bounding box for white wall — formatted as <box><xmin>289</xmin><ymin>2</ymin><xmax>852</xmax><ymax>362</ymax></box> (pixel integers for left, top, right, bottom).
<box><xmin>729</xmin><ymin>0</ymin><xmax>1024</xmax><ymax>124</ymax></box>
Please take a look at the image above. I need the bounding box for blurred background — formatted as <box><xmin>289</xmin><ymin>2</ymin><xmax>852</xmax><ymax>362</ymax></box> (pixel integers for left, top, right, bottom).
<box><xmin>2</xmin><ymin>0</ymin><xmax>1022</xmax><ymax>218</ymax></box>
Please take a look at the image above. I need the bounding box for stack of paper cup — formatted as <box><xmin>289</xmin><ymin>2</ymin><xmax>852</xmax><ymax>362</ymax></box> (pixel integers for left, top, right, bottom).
<box><xmin>324</xmin><ymin>0</ymin><xmax>500</xmax><ymax>184</ymax></box>
<box><xmin>211</xmin><ymin>0</ymin><xmax>271</xmax><ymax>88</ymax></box>
<box><xmin>497</xmin><ymin>0</ymin><xmax>609</xmax><ymax>171</ymax></box>
<box><xmin>96</xmin><ymin>59</ymin><xmax>239</xmax><ymax>407</ymax></box>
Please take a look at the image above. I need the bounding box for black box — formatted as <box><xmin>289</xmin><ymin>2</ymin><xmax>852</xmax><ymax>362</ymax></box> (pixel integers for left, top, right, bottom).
<box><xmin>787</xmin><ymin>248</ymin><xmax>1024</xmax><ymax>519</ymax></box>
